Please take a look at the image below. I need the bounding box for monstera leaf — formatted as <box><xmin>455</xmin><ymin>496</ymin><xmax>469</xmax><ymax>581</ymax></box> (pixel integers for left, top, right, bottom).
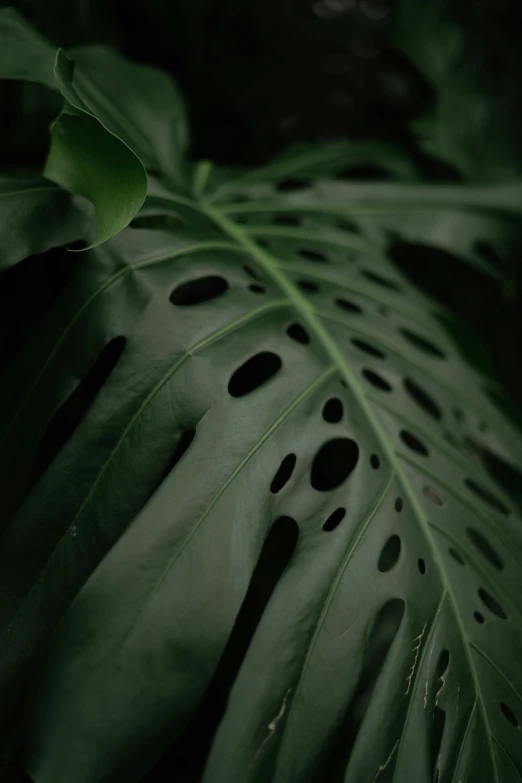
<box><xmin>1</xmin><ymin>24</ymin><xmax>522</xmax><ymax>783</ymax></box>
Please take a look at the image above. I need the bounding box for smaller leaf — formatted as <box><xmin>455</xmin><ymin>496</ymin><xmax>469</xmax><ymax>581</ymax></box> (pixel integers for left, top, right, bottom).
<box><xmin>69</xmin><ymin>45</ymin><xmax>189</xmax><ymax>187</ymax></box>
<box><xmin>0</xmin><ymin>175</ymin><xmax>86</xmax><ymax>271</ymax></box>
<box><xmin>44</xmin><ymin>50</ymin><xmax>147</xmax><ymax>250</ymax></box>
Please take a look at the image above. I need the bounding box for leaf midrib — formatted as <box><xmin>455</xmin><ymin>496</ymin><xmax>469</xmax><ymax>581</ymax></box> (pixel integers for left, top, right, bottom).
<box><xmin>205</xmin><ymin>204</ymin><xmax>500</xmax><ymax>782</ymax></box>
<box><xmin>147</xmin><ymin>193</ymin><xmax>513</xmax><ymax>438</ymax></box>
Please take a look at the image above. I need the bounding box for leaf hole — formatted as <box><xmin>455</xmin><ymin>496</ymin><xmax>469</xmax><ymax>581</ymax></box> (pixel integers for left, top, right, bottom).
<box><xmin>464</xmin><ymin>478</ymin><xmax>509</xmax><ymax>515</ymax></box>
<box><xmin>248</xmin><ymin>284</ymin><xmax>266</xmax><ymax>294</ymax></box>
<box><xmin>298</xmin><ymin>248</ymin><xmax>328</xmax><ymax>263</ymax></box>
<box><xmin>404</xmin><ymin>378</ymin><xmax>441</xmax><ymax>420</ymax></box>
<box><xmin>394</xmin><ymin>497</ymin><xmax>403</xmax><ymax>512</ymax></box>
<box><xmin>418</xmin><ymin>558</ymin><xmax>426</xmax><ymax>574</ymax></box>
<box><xmin>322</xmin><ymin>398</ymin><xmax>344</xmax><ymax>423</ymax></box>
<box><xmin>334</xmin><ymin>217</ymin><xmax>360</xmax><ymax>234</ymax></box>
<box><xmin>448</xmin><ymin>548</ymin><xmax>466</xmax><ymax>566</ymax></box>
<box><xmin>362</xmin><ymin>368</ymin><xmax>392</xmax><ymax>392</ymax></box>
<box><xmin>323</xmin><ymin>507</ymin><xmax>346</xmax><ymax>532</ymax></box>
<box><xmin>423</xmin><ymin>486</ymin><xmax>443</xmax><ymax>506</ymax></box>
<box><xmin>351</xmin><ymin>338</ymin><xmax>385</xmax><ymax>359</ymax></box>
<box><xmin>474</xmin><ymin>240</ymin><xmax>504</xmax><ymax>271</ymax></box>
<box><xmin>297</xmin><ymin>279</ymin><xmax>320</xmax><ymax>293</ymax></box>
<box><xmin>311</xmin><ymin>438</ymin><xmax>359</xmax><ymax>491</ymax></box>
<box><xmin>400</xmin><ymin>430</ymin><xmax>429</xmax><ymax>456</ymax></box>
<box><xmin>500</xmin><ymin>702</ymin><xmax>519</xmax><ymax>728</ymax></box>
<box><xmin>147</xmin><ymin>516</ymin><xmax>298</xmax><ymax>780</ymax></box>
<box><xmin>30</xmin><ymin>337</ymin><xmax>126</xmax><ymax>488</ymax></box>
<box><xmin>228</xmin><ymin>352</ymin><xmax>282</xmax><ymax>397</ymax></box>
<box><xmin>360</xmin><ymin>269</ymin><xmax>401</xmax><ymax>291</ymax></box>
<box><xmin>286</xmin><ymin>323</ymin><xmax>310</xmax><ymax>344</ymax></box>
<box><xmin>474</xmin><ymin>447</ymin><xmax>522</xmax><ymax>511</ymax></box>
<box><xmin>170</xmin><ymin>275</ymin><xmax>228</xmax><ymax>306</ymax></box>
<box><xmin>160</xmin><ymin>429</ymin><xmax>196</xmax><ymax>482</ymax></box>
<box><xmin>270</xmin><ymin>454</ymin><xmax>297</xmax><ymax>494</ymax></box>
<box><xmin>370</xmin><ymin>453</ymin><xmax>380</xmax><ymax>469</ymax></box>
<box><xmin>378</xmin><ymin>535</ymin><xmax>401</xmax><ymax>572</ymax></box>
<box><xmin>466</xmin><ymin>528</ymin><xmax>504</xmax><ymax>571</ymax></box>
<box><xmin>399</xmin><ymin>328</ymin><xmax>445</xmax><ymax>358</ymax></box>
<box><xmin>335</xmin><ymin>297</ymin><xmax>363</xmax><ymax>314</ymax></box>
<box><xmin>478</xmin><ymin>587</ymin><xmax>507</xmax><ymax>620</ymax></box>
<box><xmin>243</xmin><ymin>264</ymin><xmax>261</xmax><ymax>281</ymax></box>
<box><xmin>473</xmin><ymin>611</ymin><xmax>485</xmax><ymax>624</ymax></box>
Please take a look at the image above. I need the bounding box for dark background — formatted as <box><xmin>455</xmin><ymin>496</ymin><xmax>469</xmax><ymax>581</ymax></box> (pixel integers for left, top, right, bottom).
<box><xmin>4</xmin><ymin>0</ymin><xmax>522</xmax><ymax>169</ymax></box>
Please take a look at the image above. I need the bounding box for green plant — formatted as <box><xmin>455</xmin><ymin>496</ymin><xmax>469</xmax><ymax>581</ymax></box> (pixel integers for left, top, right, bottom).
<box><xmin>1</xmin><ymin>8</ymin><xmax>522</xmax><ymax>783</ymax></box>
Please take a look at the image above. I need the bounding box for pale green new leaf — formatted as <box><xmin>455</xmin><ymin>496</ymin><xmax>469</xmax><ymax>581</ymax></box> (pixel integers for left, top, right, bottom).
<box><xmin>0</xmin><ymin>9</ymin><xmax>189</xmax><ymax>250</ymax></box>
<box><xmin>43</xmin><ymin>50</ymin><xmax>147</xmax><ymax>250</ymax></box>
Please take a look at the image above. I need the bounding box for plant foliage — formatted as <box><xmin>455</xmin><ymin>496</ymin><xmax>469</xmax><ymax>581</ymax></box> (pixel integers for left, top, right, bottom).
<box><xmin>1</xmin><ymin>8</ymin><xmax>522</xmax><ymax>783</ymax></box>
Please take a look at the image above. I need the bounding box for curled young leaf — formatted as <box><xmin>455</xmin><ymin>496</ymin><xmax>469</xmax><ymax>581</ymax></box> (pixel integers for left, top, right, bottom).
<box><xmin>43</xmin><ymin>50</ymin><xmax>147</xmax><ymax>250</ymax></box>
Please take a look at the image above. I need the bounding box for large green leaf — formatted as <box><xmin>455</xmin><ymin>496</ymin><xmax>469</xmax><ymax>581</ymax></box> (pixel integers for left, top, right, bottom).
<box><xmin>0</xmin><ymin>174</ymin><xmax>86</xmax><ymax>270</ymax></box>
<box><xmin>0</xmin><ymin>145</ymin><xmax>521</xmax><ymax>783</ymax></box>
